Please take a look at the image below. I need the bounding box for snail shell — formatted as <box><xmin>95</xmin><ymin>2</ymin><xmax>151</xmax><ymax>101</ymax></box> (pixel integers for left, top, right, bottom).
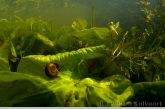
<box><xmin>45</xmin><ymin>63</ymin><xmax>59</xmax><ymax>78</ymax></box>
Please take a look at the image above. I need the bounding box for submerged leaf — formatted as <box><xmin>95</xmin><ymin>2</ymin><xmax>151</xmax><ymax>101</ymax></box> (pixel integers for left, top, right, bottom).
<box><xmin>56</xmin><ymin>34</ymin><xmax>77</xmax><ymax>49</ymax></box>
<box><xmin>35</xmin><ymin>33</ymin><xmax>54</xmax><ymax>47</ymax></box>
<box><xmin>9</xmin><ymin>41</ymin><xmax>17</xmax><ymax>62</ymax></box>
<box><xmin>0</xmin><ymin>71</ymin><xmax>56</xmax><ymax>107</ymax></box>
<box><xmin>55</xmin><ymin>26</ymin><xmax>75</xmax><ymax>39</ymax></box>
<box><xmin>0</xmin><ymin>71</ymin><xmax>134</xmax><ymax>107</ymax></box>
<box><xmin>72</xmin><ymin>18</ymin><xmax>88</xmax><ymax>31</ymax></box>
<box><xmin>17</xmin><ymin>45</ymin><xmax>106</xmax><ymax>79</ymax></box>
<box><xmin>71</xmin><ymin>27</ymin><xmax>109</xmax><ymax>46</ymax></box>
<box><xmin>0</xmin><ymin>48</ymin><xmax>10</xmax><ymax>71</ymax></box>
<box><xmin>131</xmin><ymin>26</ymin><xmax>139</xmax><ymax>35</ymax></box>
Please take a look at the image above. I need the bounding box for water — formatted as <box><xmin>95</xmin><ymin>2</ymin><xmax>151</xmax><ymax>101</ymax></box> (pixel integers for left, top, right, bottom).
<box><xmin>0</xmin><ymin>1</ymin><xmax>164</xmax><ymax>106</ymax></box>
<box><xmin>0</xmin><ymin>0</ymin><xmax>159</xmax><ymax>30</ymax></box>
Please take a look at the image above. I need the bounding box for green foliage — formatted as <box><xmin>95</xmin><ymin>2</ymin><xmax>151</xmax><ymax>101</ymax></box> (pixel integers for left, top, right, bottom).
<box><xmin>132</xmin><ymin>81</ymin><xmax>165</xmax><ymax>101</ymax></box>
<box><xmin>0</xmin><ymin>71</ymin><xmax>134</xmax><ymax>107</ymax></box>
<box><xmin>0</xmin><ymin>70</ymin><xmax>165</xmax><ymax>106</ymax></box>
<box><xmin>0</xmin><ymin>0</ymin><xmax>165</xmax><ymax>106</ymax></box>
<box><xmin>71</xmin><ymin>27</ymin><xmax>109</xmax><ymax>46</ymax></box>
<box><xmin>0</xmin><ymin>16</ymin><xmax>111</xmax><ymax>73</ymax></box>
<box><xmin>17</xmin><ymin>45</ymin><xmax>105</xmax><ymax>80</ymax></box>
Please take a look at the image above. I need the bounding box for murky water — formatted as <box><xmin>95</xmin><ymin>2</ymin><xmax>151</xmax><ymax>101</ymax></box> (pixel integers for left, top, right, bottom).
<box><xmin>0</xmin><ymin>0</ymin><xmax>159</xmax><ymax>30</ymax></box>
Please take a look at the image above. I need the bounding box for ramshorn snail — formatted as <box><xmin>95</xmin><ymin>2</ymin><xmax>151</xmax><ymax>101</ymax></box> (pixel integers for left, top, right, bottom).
<box><xmin>45</xmin><ymin>62</ymin><xmax>59</xmax><ymax>78</ymax></box>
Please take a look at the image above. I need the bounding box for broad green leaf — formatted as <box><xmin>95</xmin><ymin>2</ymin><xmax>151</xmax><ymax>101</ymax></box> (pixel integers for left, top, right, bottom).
<box><xmin>56</xmin><ymin>34</ymin><xmax>77</xmax><ymax>49</ymax></box>
<box><xmin>35</xmin><ymin>33</ymin><xmax>54</xmax><ymax>47</ymax></box>
<box><xmin>84</xmin><ymin>75</ymin><xmax>133</xmax><ymax>106</ymax></box>
<box><xmin>0</xmin><ymin>71</ymin><xmax>56</xmax><ymax>107</ymax></box>
<box><xmin>17</xmin><ymin>45</ymin><xmax>106</xmax><ymax>79</ymax></box>
<box><xmin>71</xmin><ymin>18</ymin><xmax>88</xmax><ymax>31</ymax></box>
<box><xmin>99</xmin><ymin>75</ymin><xmax>132</xmax><ymax>94</ymax></box>
<box><xmin>0</xmin><ymin>71</ymin><xmax>134</xmax><ymax>107</ymax></box>
<box><xmin>71</xmin><ymin>27</ymin><xmax>109</xmax><ymax>46</ymax></box>
<box><xmin>54</xmin><ymin>26</ymin><xmax>76</xmax><ymax>49</ymax></box>
<box><xmin>55</xmin><ymin>26</ymin><xmax>75</xmax><ymax>39</ymax></box>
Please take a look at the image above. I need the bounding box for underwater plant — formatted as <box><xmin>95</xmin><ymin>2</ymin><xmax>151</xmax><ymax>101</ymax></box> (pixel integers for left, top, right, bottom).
<box><xmin>0</xmin><ymin>0</ymin><xmax>165</xmax><ymax>107</ymax></box>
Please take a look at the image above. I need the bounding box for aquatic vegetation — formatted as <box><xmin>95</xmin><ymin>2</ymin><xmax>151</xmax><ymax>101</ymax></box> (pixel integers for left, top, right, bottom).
<box><xmin>0</xmin><ymin>0</ymin><xmax>165</xmax><ymax>107</ymax></box>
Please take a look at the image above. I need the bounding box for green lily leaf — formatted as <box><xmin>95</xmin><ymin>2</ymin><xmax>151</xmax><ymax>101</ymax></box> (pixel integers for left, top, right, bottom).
<box><xmin>0</xmin><ymin>71</ymin><xmax>56</xmax><ymax>107</ymax></box>
<box><xmin>56</xmin><ymin>34</ymin><xmax>77</xmax><ymax>49</ymax></box>
<box><xmin>71</xmin><ymin>27</ymin><xmax>109</xmax><ymax>46</ymax></box>
<box><xmin>55</xmin><ymin>26</ymin><xmax>76</xmax><ymax>49</ymax></box>
<box><xmin>86</xmin><ymin>75</ymin><xmax>134</xmax><ymax>107</ymax></box>
<box><xmin>55</xmin><ymin>26</ymin><xmax>75</xmax><ymax>39</ymax></box>
<box><xmin>100</xmin><ymin>75</ymin><xmax>132</xmax><ymax>94</ymax></box>
<box><xmin>0</xmin><ymin>71</ymin><xmax>134</xmax><ymax>107</ymax></box>
<box><xmin>71</xmin><ymin>18</ymin><xmax>88</xmax><ymax>31</ymax></box>
<box><xmin>17</xmin><ymin>45</ymin><xmax>106</xmax><ymax>80</ymax></box>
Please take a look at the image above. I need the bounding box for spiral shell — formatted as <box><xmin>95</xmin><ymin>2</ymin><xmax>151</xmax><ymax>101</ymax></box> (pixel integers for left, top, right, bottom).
<box><xmin>45</xmin><ymin>63</ymin><xmax>59</xmax><ymax>78</ymax></box>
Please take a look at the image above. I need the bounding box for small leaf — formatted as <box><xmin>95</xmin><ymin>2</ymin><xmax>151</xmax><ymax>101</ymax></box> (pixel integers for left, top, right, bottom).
<box><xmin>152</xmin><ymin>57</ymin><xmax>161</xmax><ymax>64</ymax></box>
<box><xmin>131</xmin><ymin>26</ymin><xmax>139</xmax><ymax>35</ymax></box>
<box><xmin>10</xmin><ymin>41</ymin><xmax>17</xmax><ymax>62</ymax></box>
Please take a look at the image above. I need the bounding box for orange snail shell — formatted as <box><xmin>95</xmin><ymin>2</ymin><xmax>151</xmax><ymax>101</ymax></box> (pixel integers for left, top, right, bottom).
<box><xmin>45</xmin><ymin>63</ymin><xmax>59</xmax><ymax>78</ymax></box>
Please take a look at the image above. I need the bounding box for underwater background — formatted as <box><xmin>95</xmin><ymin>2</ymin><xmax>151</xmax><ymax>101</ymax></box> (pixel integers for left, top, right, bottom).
<box><xmin>0</xmin><ymin>0</ymin><xmax>158</xmax><ymax>30</ymax></box>
<box><xmin>0</xmin><ymin>0</ymin><xmax>165</xmax><ymax>107</ymax></box>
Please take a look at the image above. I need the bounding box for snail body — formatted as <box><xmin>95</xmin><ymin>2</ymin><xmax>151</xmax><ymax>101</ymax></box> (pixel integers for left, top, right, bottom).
<box><xmin>45</xmin><ymin>63</ymin><xmax>59</xmax><ymax>78</ymax></box>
